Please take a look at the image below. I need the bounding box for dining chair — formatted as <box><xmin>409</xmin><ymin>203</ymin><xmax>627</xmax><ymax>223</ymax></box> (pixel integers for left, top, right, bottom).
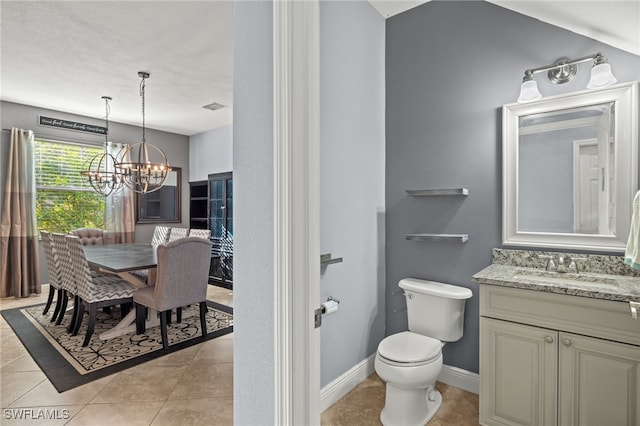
<box><xmin>69</xmin><ymin>228</ymin><xmax>105</xmax><ymax>245</ymax></box>
<box><xmin>189</xmin><ymin>228</ymin><xmax>211</xmax><ymax>239</ymax></box>
<box><xmin>134</xmin><ymin>237</ymin><xmax>212</xmax><ymax>350</ymax></box>
<box><xmin>66</xmin><ymin>235</ymin><xmax>137</xmax><ymax>347</ymax></box>
<box><xmin>168</xmin><ymin>227</ymin><xmax>189</xmax><ymax>241</ymax></box>
<box><xmin>50</xmin><ymin>233</ymin><xmax>79</xmax><ymax>328</ymax></box>
<box><xmin>151</xmin><ymin>226</ymin><xmax>171</xmax><ymax>247</ymax></box>
<box><xmin>40</xmin><ymin>231</ymin><xmax>63</xmax><ymax>319</ymax></box>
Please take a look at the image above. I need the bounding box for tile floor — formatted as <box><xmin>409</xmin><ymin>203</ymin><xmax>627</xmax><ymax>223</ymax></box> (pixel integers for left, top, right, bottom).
<box><xmin>2</xmin><ymin>285</ymin><xmax>479</xmax><ymax>425</ymax></box>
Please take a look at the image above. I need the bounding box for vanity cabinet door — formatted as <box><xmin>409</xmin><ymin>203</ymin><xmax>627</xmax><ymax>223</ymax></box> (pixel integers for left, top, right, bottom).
<box><xmin>558</xmin><ymin>332</ymin><xmax>640</xmax><ymax>426</ymax></box>
<box><xmin>480</xmin><ymin>318</ymin><xmax>558</xmax><ymax>426</ymax></box>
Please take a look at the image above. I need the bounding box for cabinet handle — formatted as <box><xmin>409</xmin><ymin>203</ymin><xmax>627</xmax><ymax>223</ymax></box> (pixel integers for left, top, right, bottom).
<box><xmin>562</xmin><ymin>338</ymin><xmax>572</xmax><ymax>347</ymax></box>
<box><xmin>545</xmin><ymin>336</ymin><xmax>554</xmax><ymax>344</ymax></box>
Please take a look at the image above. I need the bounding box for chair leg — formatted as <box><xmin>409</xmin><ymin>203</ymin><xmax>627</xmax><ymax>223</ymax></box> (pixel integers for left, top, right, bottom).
<box><xmin>72</xmin><ymin>301</ymin><xmax>85</xmax><ymax>336</ymax></box>
<box><xmin>135</xmin><ymin>304</ymin><xmax>147</xmax><ymax>334</ymax></box>
<box><xmin>199</xmin><ymin>301</ymin><xmax>207</xmax><ymax>337</ymax></box>
<box><xmin>82</xmin><ymin>305</ymin><xmax>97</xmax><ymax>347</ymax></box>
<box><xmin>50</xmin><ymin>288</ymin><xmax>64</xmax><ymax>322</ymax></box>
<box><xmin>55</xmin><ymin>292</ymin><xmax>69</xmax><ymax>325</ymax></box>
<box><xmin>121</xmin><ymin>302</ymin><xmax>132</xmax><ymax>318</ymax></box>
<box><xmin>159</xmin><ymin>311</ymin><xmax>169</xmax><ymax>350</ymax></box>
<box><xmin>43</xmin><ymin>285</ymin><xmax>56</xmax><ymax>315</ymax></box>
<box><xmin>176</xmin><ymin>307</ymin><xmax>182</xmax><ymax>323</ymax></box>
<box><xmin>67</xmin><ymin>295</ymin><xmax>80</xmax><ymax>333</ymax></box>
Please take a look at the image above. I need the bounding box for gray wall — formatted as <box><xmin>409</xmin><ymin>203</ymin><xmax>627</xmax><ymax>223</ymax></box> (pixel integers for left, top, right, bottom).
<box><xmin>189</xmin><ymin>124</ymin><xmax>233</xmax><ymax>182</ymax></box>
<box><xmin>0</xmin><ymin>101</ymin><xmax>190</xmax><ymax>282</ymax></box>
<box><xmin>232</xmin><ymin>1</ymin><xmax>274</xmax><ymax>424</ymax></box>
<box><xmin>385</xmin><ymin>0</ymin><xmax>640</xmax><ymax>374</ymax></box>
<box><xmin>319</xmin><ymin>1</ymin><xmax>386</xmax><ymax>387</ymax></box>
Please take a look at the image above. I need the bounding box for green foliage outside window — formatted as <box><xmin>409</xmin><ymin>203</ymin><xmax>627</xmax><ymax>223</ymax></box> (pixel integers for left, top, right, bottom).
<box><xmin>34</xmin><ymin>139</ymin><xmax>105</xmax><ymax>233</ymax></box>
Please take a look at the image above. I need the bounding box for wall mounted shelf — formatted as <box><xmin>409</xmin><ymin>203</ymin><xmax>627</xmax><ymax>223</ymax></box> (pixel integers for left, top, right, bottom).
<box><xmin>406</xmin><ymin>188</ymin><xmax>468</xmax><ymax>197</ymax></box>
<box><xmin>405</xmin><ymin>233</ymin><xmax>469</xmax><ymax>243</ymax></box>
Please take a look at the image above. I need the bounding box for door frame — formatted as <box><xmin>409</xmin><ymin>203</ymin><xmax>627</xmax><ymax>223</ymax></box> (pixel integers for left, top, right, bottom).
<box><xmin>273</xmin><ymin>1</ymin><xmax>321</xmax><ymax>425</ymax></box>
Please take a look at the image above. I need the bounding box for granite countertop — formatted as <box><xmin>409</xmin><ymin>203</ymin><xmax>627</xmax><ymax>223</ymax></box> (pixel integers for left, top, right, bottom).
<box><xmin>472</xmin><ymin>249</ymin><xmax>640</xmax><ymax>303</ymax></box>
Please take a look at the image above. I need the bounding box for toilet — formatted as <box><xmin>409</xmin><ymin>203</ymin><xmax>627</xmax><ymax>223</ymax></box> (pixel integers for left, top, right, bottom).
<box><xmin>375</xmin><ymin>278</ymin><xmax>472</xmax><ymax>426</ymax></box>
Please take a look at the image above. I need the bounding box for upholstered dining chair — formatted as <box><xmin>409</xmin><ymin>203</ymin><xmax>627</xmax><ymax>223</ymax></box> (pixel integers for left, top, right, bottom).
<box><xmin>69</xmin><ymin>228</ymin><xmax>105</xmax><ymax>245</ymax></box>
<box><xmin>40</xmin><ymin>231</ymin><xmax>63</xmax><ymax>319</ymax></box>
<box><xmin>66</xmin><ymin>235</ymin><xmax>137</xmax><ymax>347</ymax></box>
<box><xmin>167</xmin><ymin>227</ymin><xmax>189</xmax><ymax>241</ymax></box>
<box><xmin>134</xmin><ymin>237</ymin><xmax>212</xmax><ymax>350</ymax></box>
<box><xmin>50</xmin><ymin>233</ymin><xmax>79</xmax><ymax>328</ymax></box>
<box><xmin>189</xmin><ymin>229</ymin><xmax>211</xmax><ymax>239</ymax></box>
<box><xmin>151</xmin><ymin>226</ymin><xmax>171</xmax><ymax>247</ymax></box>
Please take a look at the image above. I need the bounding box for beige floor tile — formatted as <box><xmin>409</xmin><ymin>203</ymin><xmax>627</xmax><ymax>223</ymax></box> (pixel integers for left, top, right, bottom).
<box><xmin>143</xmin><ymin>345</ymin><xmax>200</xmax><ymax>367</ymax></box>
<box><xmin>1</xmin><ymin>353</ymin><xmax>40</xmax><ymax>372</ymax></box>
<box><xmin>1</xmin><ymin>405</ymin><xmax>83</xmax><ymax>426</ymax></box>
<box><xmin>90</xmin><ymin>365</ymin><xmax>188</xmax><ymax>403</ymax></box>
<box><xmin>9</xmin><ymin>374</ymin><xmax>114</xmax><ymax>408</ymax></box>
<box><xmin>67</xmin><ymin>401</ymin><xmax>165</xmax><ymax>426</ymax></box>
<box><xmin>168</xmin><ymin>363</ymin><xmax>233</xmax><ymax>400</ymax></box>
<box><xmin>192</xmin><ymin>338</ymin><xmax>233</xmax><ymax>364</ymax></box>
<box><xmin>152</xmin><ymin>397</ymin><xmax>233</xmax><ymax>426</ymax></box>
<box><xmin>0</xmin><ymin>371</ymin><xmax>47</xmax><ymax>407</ymax></box>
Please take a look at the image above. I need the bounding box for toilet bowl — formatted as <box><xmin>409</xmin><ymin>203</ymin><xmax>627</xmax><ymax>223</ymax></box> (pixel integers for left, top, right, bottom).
<box><xmin>375</xmin><ymin>278</ymin><xmax>472</xmax><ymax>426</ymax></box>
<box><xmin>375</xmin><ymin>331</ymin><xmax>444</xmax><ymax>425</ymax></box>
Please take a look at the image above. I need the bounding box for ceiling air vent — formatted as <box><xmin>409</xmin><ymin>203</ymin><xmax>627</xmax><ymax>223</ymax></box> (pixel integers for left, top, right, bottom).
<box><xmin>202</xmin><ymin>102</ymin><xmax>227</xmax><ymax>111</ymax></box>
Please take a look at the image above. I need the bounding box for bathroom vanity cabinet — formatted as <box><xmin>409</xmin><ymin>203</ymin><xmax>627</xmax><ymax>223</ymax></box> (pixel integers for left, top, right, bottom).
<box><xmin>479</xmin><ymin>285</ymin><xmax>640</xmax><ymax>426</ymax></box>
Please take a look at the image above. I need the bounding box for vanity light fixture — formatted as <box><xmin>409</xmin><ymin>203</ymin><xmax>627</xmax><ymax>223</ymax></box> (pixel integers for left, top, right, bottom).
<box><xmin>517</xmin><ymin>52</ymin><xmax>617</xmax><ymax>103</ymax></box>
<box><xmin>80</xmin><ymin>96</ymin><xmax>124</xmax><ymax>196</ymax></box>
<box><xmin>116</xmin><ymin>72</ymin><xmax>171</xmax><ymax>194</ymax></box>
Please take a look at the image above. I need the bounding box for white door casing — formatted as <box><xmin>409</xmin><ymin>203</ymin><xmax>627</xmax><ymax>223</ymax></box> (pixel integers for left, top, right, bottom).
<box><xmin>273</xmin><ymin>1</ymin><xmax>321</xmax><ymax>425</ymax></box>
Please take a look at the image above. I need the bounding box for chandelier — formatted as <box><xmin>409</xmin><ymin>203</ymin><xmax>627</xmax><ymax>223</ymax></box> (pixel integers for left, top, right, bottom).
<box><xmin>80</xmin><ymin>96</ymin><xmax>124</xmax><ymax>196</ymax></box>
<box><xmin>116</xmin><ymin>71</ymin><xmax>171</xmax><ymax>194</ymax></box>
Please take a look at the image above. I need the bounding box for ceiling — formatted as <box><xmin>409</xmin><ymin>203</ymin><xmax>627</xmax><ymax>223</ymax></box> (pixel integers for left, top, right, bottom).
<box><xmin>1</xmin><ymin>1</ymin><xmax>638</xmax><ymax>137</ymax></box>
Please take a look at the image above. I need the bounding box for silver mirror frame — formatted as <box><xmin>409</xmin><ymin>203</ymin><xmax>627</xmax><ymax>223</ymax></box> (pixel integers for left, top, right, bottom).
<box><xmin>503</xmin><ymin>81</ymin><xmax>638</xmax><ymax>252</ymax></box>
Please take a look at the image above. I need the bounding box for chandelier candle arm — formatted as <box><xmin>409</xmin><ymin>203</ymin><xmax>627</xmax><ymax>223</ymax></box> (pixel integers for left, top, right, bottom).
<box><xmin>80</xmin><ymin>96</ymin><xmax>124</xmax><ymax>196</ymax></box>
<box><xmin>116</xmin><ymin>71</ymin><xmax>171</xmax><ymax>194</ymax></box>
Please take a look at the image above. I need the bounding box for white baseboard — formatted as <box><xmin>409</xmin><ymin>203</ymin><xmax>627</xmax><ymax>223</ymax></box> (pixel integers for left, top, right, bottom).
<box><xmin>438</xmin><ymin>364</ymin><xmax>479</xmax><ymax>395</ymax></box>
<box><xmin>320</xmin><ymin>354</ymin><xmax>376</xmax><ymax>412</ymax></box>
<box><xmin>320</xmin><ymin>357</ymin><xmax>479</xmax><ymax>412</ymax></box>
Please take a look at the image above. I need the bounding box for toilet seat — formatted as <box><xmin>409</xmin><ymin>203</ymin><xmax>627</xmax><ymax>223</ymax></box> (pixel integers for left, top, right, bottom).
<box><xmin>377</xmin><ymin>331</ymin><xmax>441</xmax><ymax>367</ymax></box>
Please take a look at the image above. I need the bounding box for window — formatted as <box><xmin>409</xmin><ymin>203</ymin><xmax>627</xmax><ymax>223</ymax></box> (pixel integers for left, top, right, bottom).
<box><xmin>34</xmin><ymin>139</ymin><xmax>105</xmax><ymax>233</ymax></box>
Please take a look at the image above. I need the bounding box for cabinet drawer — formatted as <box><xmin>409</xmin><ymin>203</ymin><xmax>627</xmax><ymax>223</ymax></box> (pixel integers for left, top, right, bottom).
<box><xmin>480</xmin><ymin>285</ymin><xmax>640</xmax><ymax>346</ymax></box>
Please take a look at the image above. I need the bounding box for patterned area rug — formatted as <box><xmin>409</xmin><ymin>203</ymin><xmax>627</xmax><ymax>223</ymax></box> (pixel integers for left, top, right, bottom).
<box><xmin>2</xmin><ymin>301</ymin><xmax>233</xmax><ymax>392</ymax></box>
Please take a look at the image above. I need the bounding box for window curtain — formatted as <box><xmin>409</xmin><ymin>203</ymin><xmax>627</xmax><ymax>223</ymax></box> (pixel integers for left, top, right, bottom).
<box><xmin>104</xmin><ymin>142</ymin><xmax>135</xmax><ymax>244</ymax></box>
<box><xmin>1</xmin><ymin>128</ymin><xmax>40</xmax><ymax>297</ymax></box>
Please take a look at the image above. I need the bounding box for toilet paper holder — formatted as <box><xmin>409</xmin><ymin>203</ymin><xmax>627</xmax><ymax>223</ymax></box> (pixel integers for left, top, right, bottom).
<box><xmin>321</xmin><ymin>296</ymin><xmax>340</xmax><ymax>314</ymax></box>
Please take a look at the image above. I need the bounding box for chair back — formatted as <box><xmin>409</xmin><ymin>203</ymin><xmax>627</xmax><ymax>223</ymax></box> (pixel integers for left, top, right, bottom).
<box><xmin>189</xmin><ymin>229</ymin><xmax>211</xmax><ymax>239</ymax></box>
<box><xmin>151</xmin><ymin>226</ymin><xmax>171</xmax><ymax>247</ymax></box>
<box><xmin>153</xmin><ymin>237</ymin><xmax>212</xmax><ymax>312</ymax></box>
<box><xmin>168</xmin><ymin>227</ymin><xmax>189</xmax><ymax>241</ymax></box>
<box><xmin>69</xmin><ymin>228</ymin><xmax>104</xmax><ymax>245</ymax></box>
<box><xmin>50</xmin><ymin>233</ymin><xmax>77</xmax><ymax>293</ymax></box>
<box><xmin>40</xmin><ymin>231</ymin><xmax>61</xmax><ymax>289</ymax></box>
<box><xmin>65</xmin><ymin>235</ymin><xmax>99</xmax><ymax>301</ymax></box>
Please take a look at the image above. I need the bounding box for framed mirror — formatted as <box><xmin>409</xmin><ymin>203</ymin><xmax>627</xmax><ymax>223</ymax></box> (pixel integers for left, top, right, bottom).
<box><xmin>136</xmin><ymin>167</ymin><xmax>182</xmax><ymax>223</ymax></box>
<box><xmin>503</xmin><ymin>82</ymin><xmax>638</xmax><ymax>252</ymax></box>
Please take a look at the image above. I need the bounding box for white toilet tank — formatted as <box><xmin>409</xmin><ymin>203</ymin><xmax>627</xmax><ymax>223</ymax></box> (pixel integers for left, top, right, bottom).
<box><xmin>399</xmin><ymin>278</ymin><xmax>472</xmax><ymax>342</ymax></box>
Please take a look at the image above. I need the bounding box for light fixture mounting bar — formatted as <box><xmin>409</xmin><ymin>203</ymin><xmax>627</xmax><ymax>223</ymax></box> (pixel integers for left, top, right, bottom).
<box><xmin>524</xmin><ymin>53</ymin><xmax>602</xmax><ymax>78</ymax></box>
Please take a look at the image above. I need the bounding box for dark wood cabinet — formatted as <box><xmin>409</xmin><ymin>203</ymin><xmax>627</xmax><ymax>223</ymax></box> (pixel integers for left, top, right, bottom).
<box><xmin>189</xmin><ymin>172</ymin><xmax>233</xmax><ymax>288</ymax></box>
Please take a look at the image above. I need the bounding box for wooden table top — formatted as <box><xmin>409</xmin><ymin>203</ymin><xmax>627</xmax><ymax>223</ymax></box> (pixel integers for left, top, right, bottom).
<box><xmin>83</xmin><ymin>243</ymin><xmax>157</xmax><ymax>273</ymax></box>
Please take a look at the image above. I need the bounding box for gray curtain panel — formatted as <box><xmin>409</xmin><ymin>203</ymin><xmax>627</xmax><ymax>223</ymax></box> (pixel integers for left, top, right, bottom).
<box><xmin>1</xmin><ymin>128</ymin><xmax>40</xmax><ymax>297</ymax></box>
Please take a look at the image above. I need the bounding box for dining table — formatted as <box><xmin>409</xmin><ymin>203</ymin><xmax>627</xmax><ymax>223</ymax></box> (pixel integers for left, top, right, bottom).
<box><xmin>82</xmin><ymin>243</ymin><xmax>159</xmax><ymax>340</ymax></box>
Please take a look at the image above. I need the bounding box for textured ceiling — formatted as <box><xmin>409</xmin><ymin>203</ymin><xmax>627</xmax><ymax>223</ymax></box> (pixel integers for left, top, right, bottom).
<box><xmin>1</xmin><ymin>1</ymin><xmax>637</xmax><ymax>136</ymax></box>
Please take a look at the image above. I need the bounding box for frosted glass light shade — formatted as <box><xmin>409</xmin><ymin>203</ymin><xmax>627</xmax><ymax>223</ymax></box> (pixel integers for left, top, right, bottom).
<box><xmin>517</xmin><ymin>79</ymin><xmax>542</xmax><ymax>103</ymax></box>
<box><xmin>587</xmin><ymin>63</ymin><xmax>617</xmax><ymax>89</ymax></box>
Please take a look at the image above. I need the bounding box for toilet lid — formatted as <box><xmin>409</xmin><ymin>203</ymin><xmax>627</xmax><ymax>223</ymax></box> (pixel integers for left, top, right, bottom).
<box><xmin>378</xmin><ymin>331</ymin><xmax>441</xmax><ymax>364</ymax></box>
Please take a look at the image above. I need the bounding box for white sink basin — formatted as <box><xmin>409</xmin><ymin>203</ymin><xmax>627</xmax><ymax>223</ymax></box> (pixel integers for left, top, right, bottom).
<box><xmin>513</xmin><ymin>270</ymin><xmax>618</xmax><ymax>287</ymax></box>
